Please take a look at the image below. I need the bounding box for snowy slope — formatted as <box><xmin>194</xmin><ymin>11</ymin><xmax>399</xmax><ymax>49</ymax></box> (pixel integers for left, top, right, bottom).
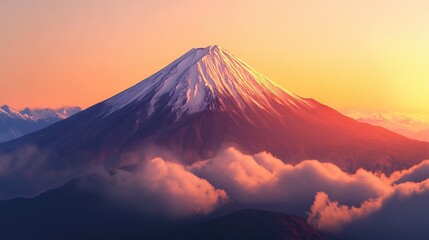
<box><xmin>0</xmin><ymin>105</ymin><xmax>81</xmax><ymax>143</ymax></box>
<box><xmin>103</xmin><ymin>46</ymin><xmax>313</xmax><ymax>120</ymax></box>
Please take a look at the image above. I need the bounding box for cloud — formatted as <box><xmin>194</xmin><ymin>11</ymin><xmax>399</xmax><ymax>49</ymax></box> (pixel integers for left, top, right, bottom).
<box><xmin>0</xmin><ymin>145</ymin><xmax>52</xmax><ymax>199</ymax></box>
<box><xmin>190</xmin><ymin>147</ymin><xmax>390</xmax><ymax>213</ymax></box>
<box><xmin>308</xmin><ymin>172</ymin><xmax>429</xmax><ymax>239</ymax></box>
<box><xmin>106</xmin><ymin>157</ymin><xmax>228</xmax><ymax>217</ymax></box>
<box><xmin>96</xmin><ymin>147</ymin><xmax>392</xmax><ymax>218</ymax></box>
<box><xmin>188</xmin><ymin>147</ymin><xmax>429</xmax><ymax>239</ymax></box>
<box><xmin>391</xmin><ymin>160</ymin><xmax>429</xmax><ymax>184</ymax></box>
<box><xmin>0</xmin><ymin>146</ymin><xmax>229</xmax><ymax>217</ymax></box>
<box><xmin>3</xmin><ymin>144</ymin><xmax>429</xmax><ymax>239</ymax></box>
<box><xmin>0</xmin><ymin>144</ymin><xmax>101</xmax><ymax>199</ymax></box>
<box><xmin>307</xmin><ymin>192</ymin><xmax>383</xmax><ymax>232</ymax></box>
<box><xmin>0</xmin><ymin>144</ymin><xmax>46</xmax><ymax>176</ymax></box>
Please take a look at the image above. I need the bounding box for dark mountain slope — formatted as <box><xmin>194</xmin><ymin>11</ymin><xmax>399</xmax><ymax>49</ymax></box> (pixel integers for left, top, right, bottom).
<box><xmin>0</xmin><ymin>174</ymin><xmax>327</xmax><ymax>240</ymax></box>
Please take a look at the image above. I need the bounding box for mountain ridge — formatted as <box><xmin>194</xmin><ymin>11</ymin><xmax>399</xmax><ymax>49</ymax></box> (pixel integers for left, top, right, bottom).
<box><xmin>0</xmin><ymin>105</ymin><xmax>81</xmax><ymax>143</ymax></box>
<box><xmin>344</xmin><ymin>110</ymin><xmax>429</xmax><ymax>142</ymax></box>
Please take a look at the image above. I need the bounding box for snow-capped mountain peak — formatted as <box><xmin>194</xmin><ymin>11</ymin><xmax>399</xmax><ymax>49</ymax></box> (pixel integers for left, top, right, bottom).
<box><xmin>0</xmin><ymin>105</ymin><xmax>32</xmax><ymax>120</ymax></box>
<box><xmin>103</xmin><ymin>45</ymin><xmax>312</xmax><ymax>119</ymax></box>
<box><xmin>1</xmin><ymin>105</ymin><xmax>15</xmax><ymax>114</ymax></box>
<box><xmin>1</xmin><ymin>105</ymin><xmax>10</xmax><ymax>112</ymax></box>
<box><xmin>0</xmin><ymin>105</ymin><xmax>81</xmax><ymax>143</ymax></box>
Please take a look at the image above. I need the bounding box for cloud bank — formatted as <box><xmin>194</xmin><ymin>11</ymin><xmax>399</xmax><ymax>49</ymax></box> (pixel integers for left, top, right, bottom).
<box><xmin>305</xmin><ymin>160</ymin><xmax>429</xmax><ymax>239</ymax></box>
<box><xmin>2</xmin><ymin>145</ymin><xmax>429</xmax><ymax>239</ymax></box>
<box><xmin>93</xmin><ymin>147</ymin><xmax>391</xmax><ymax>218</ymax></box>
<box><xmin>105</xmin><ymin>157</ymin><xmax>228</xmax><ymax>217</ymax></box>
<box><xmin>190</xmin><ymin>147</ymin><xmax>389</xmax><ymax>213</ymax></box>
<box><xmin>132</xmin><ymin>147</ymin><xmax>429</xmax><ymax>239</ymax></box>
<box><xmin>308</xmin><ymin>177</ymin><xmax>429</xmax><ymax>239</ymax></box>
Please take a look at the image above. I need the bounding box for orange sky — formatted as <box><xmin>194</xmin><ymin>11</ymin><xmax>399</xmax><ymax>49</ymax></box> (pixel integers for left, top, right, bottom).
<box><xmin>1</xmin><ymin>0</ymin><xmax>429</xmax><ymax>114</ymax></box>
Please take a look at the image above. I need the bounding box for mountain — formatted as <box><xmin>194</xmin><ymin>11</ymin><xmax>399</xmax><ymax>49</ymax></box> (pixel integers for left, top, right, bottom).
<box><xmin>0</xmin><ymin>174</ymin><xmax>164</xmax><ymax>240</ymax></box>
<box><xmin>21</xmin><ymin>106</ymin><xmax>81</xmax><ymax>122</ymax></box>
<box><xmin>414</xmin><ymin>129</ymin><xmax>429</xmax><ymax>142</ymax></box>
<box><xmin>344</xmin><ymin>110</ymin><xmax>429</xmax><ymax>142</ymax></box>
<box><xmin>0</xmin><ymin>173</ymin><xmax>327</xmax><ymax>240</ymax></box>
<box><xmin>0</xmin><ymin>105</ymin><xmax>81</xmax><ymax>143</ymax></box>
<box><xmin>1</xmin><ymin>45</ymin><xmax>429</xmax><ymax>199</ymax></box>
<box><xmin>171</xmin><ymin>209</ymin><xmax>327</xmax><ymax>240</ymax></box>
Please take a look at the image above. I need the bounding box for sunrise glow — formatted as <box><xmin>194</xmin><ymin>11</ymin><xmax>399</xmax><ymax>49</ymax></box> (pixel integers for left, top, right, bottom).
<box><xmin>1</xmin><ymin>0</ymin><xmax>429</xmax><ymax>115</ymax></box>
<box><xmin>2</xmin><ymin>1</ymin><xmax>429</xmax><ymax>239</ymax></box>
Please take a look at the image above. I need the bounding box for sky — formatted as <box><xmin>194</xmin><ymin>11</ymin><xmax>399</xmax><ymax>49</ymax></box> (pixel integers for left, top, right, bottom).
<box><xmin>1</xmin><ymin>0</ymin><xmax>429</xmax><ymax>115</ymax></box>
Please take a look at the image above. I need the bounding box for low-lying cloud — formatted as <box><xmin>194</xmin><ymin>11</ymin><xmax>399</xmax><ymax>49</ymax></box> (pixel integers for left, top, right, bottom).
<box><xmin>0</xmin><ymin>145</ymin><xmax>52</xmax><ymax>199</ymax></box>
<box><xmin>105</xmin><ymin>157</ymin><xmax>228</xmax><ymax>217</ymax></box>
<box><xmin>104</xmin><ymin>147</ymin><xmax>396</xmax><ymax>220</ymax></box>
<box><xmin>0</xmin><ymin>144</ymin><xmax>99</xmax><ymax>199</ymax></box>
<box><xmin>160</xmin><ymin>147</ymin><xmax>429</xmax><ymax>239</ymax></box>
<box><xmin>308</xmin><ymin>180</ymin><xmax>429</xmax><ymax>239</ymax></box>
<box><xmin>2</xmin><ymin>145</ymin><xmax>429</xmax><ymax>238</ymax></box>
<box><xmin>391</xmin><ymin>160</ymin><xmax>429</xmax><ymax>184</ymax></box>
<box><xmin>307</xmin><ymin>160</ymin><xmax>429</xmax><ymax>239</ymax></box>
<box><xmin>190</xmin><ymin>147</ymin><xmax>389</xmax><ymax>213</ymax></box>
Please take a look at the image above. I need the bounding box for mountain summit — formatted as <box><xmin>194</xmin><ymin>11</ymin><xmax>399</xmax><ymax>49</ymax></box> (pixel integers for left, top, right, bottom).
<box><xmin>1</xmin><ymin>45</ymin><xmax>429</xmax><ymax>198</ymax></box>
<box><xmin>102</xmin><ymin>45</ymin><xmax>307</xmax><ymax>120</ymax></box>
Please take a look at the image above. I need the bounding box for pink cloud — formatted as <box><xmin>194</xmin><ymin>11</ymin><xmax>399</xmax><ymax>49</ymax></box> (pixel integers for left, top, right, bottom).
<box><xmin>109</xmin><ymin>157</ymin><xmax>228</xmax><ymax>217</ymax></box>
<box><xmin>307</xmin><ymin>192</ymin><xmax>383</xmax><ymax>232</ymax></box>
<box><xmin>390</xmin><ymin>160</ymin><xmax>429</xmax><ymax>184</ymax></box>
<box><xmin>190</xmin><ymin>147</ymin><xmax>389</xmax><ymax>213</ymax></box>
<box><xmin>308</xmin><ymin>178</ymin><xmax>429</xmax><ymax>239</ymax></box>
<box><xmin>3</xmin><ymin>144</ymin><xmax>428</xmax><ymax>238</ymax></box>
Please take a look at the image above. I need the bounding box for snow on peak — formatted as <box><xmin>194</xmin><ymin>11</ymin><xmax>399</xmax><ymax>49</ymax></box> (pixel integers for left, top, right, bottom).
<box><xmin>0</xmin><ymin>105</ymin><xmax>31</xmax><ymax>120</ymax></box>
<box><xmin>1</xmin><ymin>105</ymin><xmax>12</xmax><ymax>112</ymax></box>
<box><xmin>56</xmin><ymin>106</ymin><xmax>82</xmax><ymax>117</ymax></box>
<box><xmin>103</xmin><ymin>45</ymin><xmax>311</xmax><ymax>118</ymax></box>
<box><xmin>1</xmin><ymin>105</ymin><xmax>81</xmax><ymax>122</ymax></box>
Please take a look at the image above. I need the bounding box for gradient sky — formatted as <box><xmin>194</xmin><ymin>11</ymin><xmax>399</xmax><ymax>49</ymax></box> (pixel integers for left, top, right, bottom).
<box><xmin>1</xmin><ymin>0</ymin><xmax>429</xmax><ymax>114</ymax></box>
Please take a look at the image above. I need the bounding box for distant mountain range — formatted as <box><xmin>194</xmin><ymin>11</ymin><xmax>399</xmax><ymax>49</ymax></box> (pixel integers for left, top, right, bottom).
<box><xmin>0</xmin><ymin>105</ymin><xmax>81</xmax><ymax>143</ymax></box>
<box><xmin>344</xmin><ymin>110</ymin><xmax>429</xmax><ymax>142</ymax></box>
